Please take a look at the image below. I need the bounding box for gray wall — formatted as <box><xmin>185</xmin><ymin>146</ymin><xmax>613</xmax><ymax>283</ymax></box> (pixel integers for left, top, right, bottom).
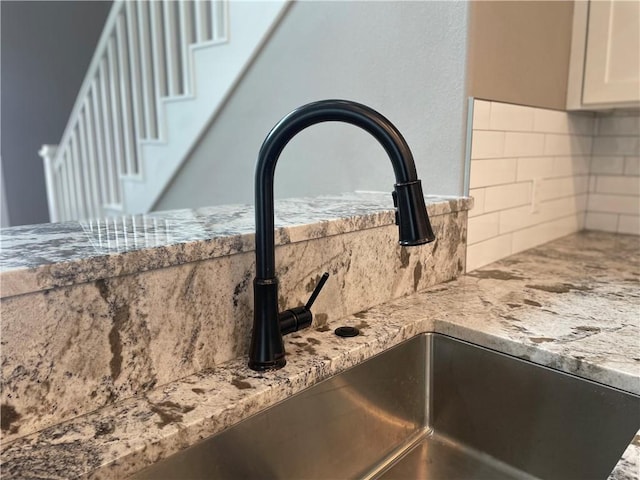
<box><xmin>1</xmin><ymin>1</ymin><xmax>111</xmax><ymax>226</ymax></box>
<box><xmin>156</xmin><ymin>1</ymin><xmax>470</xmax><ymax>211</ymax></box>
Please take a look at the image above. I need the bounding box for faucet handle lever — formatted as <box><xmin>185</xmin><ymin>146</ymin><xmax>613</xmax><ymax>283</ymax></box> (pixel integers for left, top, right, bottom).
<box><xmin>305</xmin><ymin>272</ymin><xmax>330</xmax><ymax>310</ymax></box>
<box><xmin>279</xmin><ymin>272</ymin><xmax>329</xmax><ymax>336</ymax></box>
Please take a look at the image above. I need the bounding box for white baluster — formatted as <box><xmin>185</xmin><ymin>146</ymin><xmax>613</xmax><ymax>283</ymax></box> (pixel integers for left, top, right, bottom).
<box><xmin>163</xmin><ymin>0</ymin><xmax>182</xmax><ymax>96</ymax></box>
<box><xmin>122</xmin><ymin>215</ymin><xmax>129</xmax><ymax>249</ymax></box>
<box><xmin>179</xmin><ymin>0</ymin><xmax>194</xmax><ymax>94</ymax></box>
<box><xmin>153</xmin><ymin>217</ymin><xmax>159</xmax><ymax>246</ymax></box>
<box><xmin>90</xmin><ymin>79</ymin><xmax>110</xmax><ymax>208</ymax></box>
<box><xmin>125</xmin><ymin>0</ymin><xmax>146</xmax><ymax>146</ymax></box>
<box><xmin>105</xmin><ymin>217</ymin><xmax>112</xmax><ymax>249</ymax></box>
<box><xmin>97</xmin><ymin>218</ymin><xmax>104</xmax><ymax>248</ymax></box>
<box><xmin>82</xmin><ymin>97</ymin><xmax>102</xmax><ymax>217</ymax></box>
<box><xmin>107</xmin><ymin>36</ymin><xmax>124</xmax><ymax>206</ymax></box>
<box><xmin>63</xmin><ymin>149</ymin><xmax>76</xmax><ymax>221</ymax></box>
<box><xmin>98</xmin><ymin>59</ymin><xmax>118</xmax><ymax>206</ymax></box>
<box><xmin>70</xmin><ymin>144</ymin><xmax>81</xmax><ymax>220</ymax></box>
<box><xmin>38</xmin><ymin>145</ymin><xmax>59</xmax><ymax>223</ymax></box>
<box><xmin>137</xmin><ymin>1</ymin><xmax>158</xmax><ymax>139</ymax></box>
<box><xmin>116</xmin><ymin>12</ymin><xmax>137</xmax><ymax>177</ymax></box>
<box><xmin>78</xmin><ymin>104</ymin><xmax>98</xmax><ymax>219</ymax></box>
<box><xmin>132</xmin><ymin>214</ymin><xmax>138</xmax><ymax>248</ymax></box>
<box><xmin>212</xmin><ymin>0</ymin><xmax>228</xmax><ymax>42</ymax></box>
<box><xmin>54</xmin><ymin>170</ymin><xmax>65</xmax><ymax>222</ymax></box>
<box><xmin>112</xmin><ymin>217</ymin><xmax>120</xmax><ymax>250</ymax></box>
<box><xmin>164</xmin><ymin>218</ymin><xmax>171</xmax><ymax>243</ymax></box>
<box><xmin>59</xmin><ymin>149</ymin><xmax>69</xmax><ymax>221</ymax></box>
<box><xmin>70</xmin><ymin>128</ymin><xmax>87</xmax><ymax>220</ymax></box>
<box><xmin>54</xmin><ymin>156</ymin><xmax>67</xmax><ymax>221</ymax></box>
<box><xmin>194</xmin><ymin>0</ymin><xmax>209</xmax><ymax>42</ymax></box>
<box><xmin>149</xmin><ymin>1</ymin><xmax>167</xmax><ymax>99</ymax></box>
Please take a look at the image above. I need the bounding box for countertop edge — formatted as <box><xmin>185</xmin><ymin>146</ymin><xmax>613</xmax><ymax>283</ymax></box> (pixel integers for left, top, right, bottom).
<box><xmin>0</xmin><ymin>194</ymin><xmax>471</xmax><ymax>298</ymax></box>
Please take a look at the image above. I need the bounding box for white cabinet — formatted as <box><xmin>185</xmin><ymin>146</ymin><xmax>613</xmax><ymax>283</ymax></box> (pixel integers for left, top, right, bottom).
<box><xmin>568</xmin><ymin>0</ymin><xmax>640</xmax><ymax>110</ymax></box>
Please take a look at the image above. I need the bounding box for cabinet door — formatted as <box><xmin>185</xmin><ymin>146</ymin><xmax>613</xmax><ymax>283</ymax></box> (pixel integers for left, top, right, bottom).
<box><xmin>583</xmin><ymin>0</ymin><xmax>640</xmax><ymax>106</ymax></box>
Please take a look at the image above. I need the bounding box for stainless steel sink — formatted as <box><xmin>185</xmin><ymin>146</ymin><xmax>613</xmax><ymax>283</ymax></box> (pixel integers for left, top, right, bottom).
<box><xmin>131</xmin><ymin>333</ymin><xmax>640</xmax><ymax>480</ymax></box>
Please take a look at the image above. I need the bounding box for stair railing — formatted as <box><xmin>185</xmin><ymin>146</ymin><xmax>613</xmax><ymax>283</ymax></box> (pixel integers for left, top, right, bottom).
<box><xmin>40</xmin><ymin>0</ymin><xmax>229</xmax><ymax>223</ymax></box>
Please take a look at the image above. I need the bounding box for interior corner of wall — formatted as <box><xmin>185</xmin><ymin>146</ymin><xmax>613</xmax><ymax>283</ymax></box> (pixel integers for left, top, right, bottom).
<box><xmin>462</xmin><ymin>97</ymin><xmax>474</xmax><ymax>196</ymax></box>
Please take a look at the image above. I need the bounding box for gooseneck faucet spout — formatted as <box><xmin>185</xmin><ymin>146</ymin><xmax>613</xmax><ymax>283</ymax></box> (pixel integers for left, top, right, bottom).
<box><xmin>249</xmin><ymin>99</ymin><xmax>435</xmax><ymax>371</ymax></box>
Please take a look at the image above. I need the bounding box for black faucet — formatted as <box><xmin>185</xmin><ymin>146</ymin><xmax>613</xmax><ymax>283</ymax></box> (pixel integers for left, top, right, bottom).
<box><xmin>249</xmin><ymin>99</ymin><xmax>436</xmax><ymax>371</ymax></box>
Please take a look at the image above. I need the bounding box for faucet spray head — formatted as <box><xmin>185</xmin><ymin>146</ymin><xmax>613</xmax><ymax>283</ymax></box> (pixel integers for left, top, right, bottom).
<box><xmin>393</xmin><ymin>180</ymin><xmax>435</xmax><ymax>246</ymax></box>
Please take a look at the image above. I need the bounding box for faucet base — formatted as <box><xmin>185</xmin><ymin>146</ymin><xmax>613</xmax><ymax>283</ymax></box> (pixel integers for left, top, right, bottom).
<box><xmin>249</xmin><ymin>278</ymin><xmax>287</xmax><ymax>371</ymax></box>
<box><xmin>248</xmin><ymin>357</ymin><xmax>287</xmax><ymax>371</ymax></box>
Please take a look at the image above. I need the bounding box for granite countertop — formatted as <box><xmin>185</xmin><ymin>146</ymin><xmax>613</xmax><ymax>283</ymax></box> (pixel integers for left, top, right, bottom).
<box><xmin>1</xmin><ymin>231</ymin><xmax>639</xmax><ymax>479</ymax></box>
<box><xmin>0</xmin><ymin>192</ymin><xmax>467</xmax><ymax>298</ymax></box>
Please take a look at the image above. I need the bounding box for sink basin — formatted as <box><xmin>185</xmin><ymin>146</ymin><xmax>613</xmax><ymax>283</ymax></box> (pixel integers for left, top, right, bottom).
<box><xmin>130</xmin><ymin>333</ymin><xmax>639</xmax><ymax>479</ymax></box>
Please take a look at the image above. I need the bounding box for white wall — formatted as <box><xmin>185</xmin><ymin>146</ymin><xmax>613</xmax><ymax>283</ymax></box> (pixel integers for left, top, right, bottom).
<box><xmin>155</xmin><ymin>1</ymin><xmax>470</xmax><ymax>211</ymax></box>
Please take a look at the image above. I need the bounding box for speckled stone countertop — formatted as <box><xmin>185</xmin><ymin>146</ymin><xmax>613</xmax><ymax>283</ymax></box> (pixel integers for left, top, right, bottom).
<box><xmin>2</xmin><ymin>231</ymin><xmax>639</xmax><ymax>479</ymax></box>
<box><xmin>0</xmin><ymin>192</ymin><xmax>467</xmax><ymax>298</ymax></box>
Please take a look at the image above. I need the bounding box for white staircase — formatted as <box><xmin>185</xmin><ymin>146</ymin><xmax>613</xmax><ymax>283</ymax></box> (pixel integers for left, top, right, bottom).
<box><xmin>40</xmin><ymin>0</ymin><xmax>289</xmax><ymax>223</ymax></box>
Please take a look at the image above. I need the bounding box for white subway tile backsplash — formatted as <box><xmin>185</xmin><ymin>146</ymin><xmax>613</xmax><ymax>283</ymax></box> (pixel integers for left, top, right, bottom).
<box><xmin>589</xmin><ymin>112</ymin><xmax>640</xmax><ymax>236</ymax></box>
<box><xmin>544</xmin><ymin>134</ymin><xmax>592</xmax><ymax>156</ymax></box>
<box><xmin>503</xmin><ymin>132</ymin><xmax>545</xmax><ymax>157</ymax></box>
<box><xmin>489</xmin><ymin>102</ymin><xmax>534</xmax><ymax>132</ymax></box>
<box><xmin>553</xmin><ymin>156</ymin><xmax>590</xmax><ymax>177</ymax></box>
<box><xmin>592</xmin><ymin>136</ymin><xmax>640</xmax><ymax>156</ymax></box>
<box><xmin>467</xmin><ymin>212</ymin><xmax>500</xmax><ymax>245</ymax></box>
<box><xmin>532</xmin><ymin>108</ymin><xmax>570</xmax><ymax>134</ymax></box>
<box><xmin>618</xmin><ymin>215</ymin><xmax>640</xmax><ymax>235</ymax></box>
<box><xmin>595</xmin><ymin>176</ymin><xmax>640</xmax><ymax>196</ymax></box>
<box><xmin>585</xmin><ymin>212</ymin><xmax>618</xmax><ymax>232</ymax></box>
<box><xmin>568</xmin><ymin>114</ymin><xmax>597</xmax><ymax>137</ymax></box>
<box><xmin>497</xmin><ymin>194</ymin><xmax>586</xmax><ymax>236</ymax></box>
<box><xmin>542</xmin><ymin>194</ymin><xmax>588</xmax><ymax>219</ymax></box>
<box><xmin>466</xmin><ymin>234</ymin><xmax>512</xmax><ymax>272</ymax></box>
<box><xmin>532</xmin><ymin>109</ymin><xmax>595</xmax><ymax>135</ymax></box>
<box><xmin>587</xmin><ymin>194</ymin><xmax>640</xmax><ymax>215</ymax></box>
<box><xmin>539</xmin><ymin>176</ymin><xmax>589</xmax><ymax>201</ymax></box>
<box><xmin>590</xmin><ymin>156</ymin><xmax>625</xmax><ymax>175</ymax></box>
<box><xmin>575</xmin><ymin>193</ymin><xmax>589</xmax><ymax>212</ymax></box>
<box><xmin>469</xmin><ymin>158</ymin><xmax>517</xmax><ymax>188</ymax></box>
<box><xmin>499</xmin><ymin>204</ymin><xmax>544</xmax><ymax>234</ymax></box>
<box><xmin>483</xmin><ymin>182</ymin><xmax>531</xmax><ymax>213</ymax></box>
<box><xmin>516</xmin><ymin>157</ymin><xmax>555</xmax><ymax>181</ymax></box>
<box><xmin>471</xmin><ymin>131</ymin><xmax>505</xmax><ymax>159</ymax></box>
<box><xmin>473</xmin><ymin>100</ymin><xmax>491</xmax><ymax>130</ymax></box>
<box><xmin>511</xmin><ymin>215</ymin><xmax>581</xmax><ymax>254</ymax></box>
<box><xmin>468</xmin><ymin>188</ymin><xmax>486</xmax><ymax>218</ymax></box>
<box><xmin>624</xmin><ymin>157</ymin><xmax>640</xmax><ymax>176</ymax></box>
<box><xmin>597</xmin><ymin>115</ymin><xmax>640</xmax><ymax>137</ymax></box>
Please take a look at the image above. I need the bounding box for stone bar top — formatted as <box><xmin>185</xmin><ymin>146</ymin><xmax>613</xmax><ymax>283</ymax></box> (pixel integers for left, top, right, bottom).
<box><xmin>0</xmin><ymin>192</ymin><xmax>469</xmax><ymax>298</ymax></box>
<box><xmin>1</xmin><ymin>230</ymin><xmax>638</xmax><ymax>479</ymax></box>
